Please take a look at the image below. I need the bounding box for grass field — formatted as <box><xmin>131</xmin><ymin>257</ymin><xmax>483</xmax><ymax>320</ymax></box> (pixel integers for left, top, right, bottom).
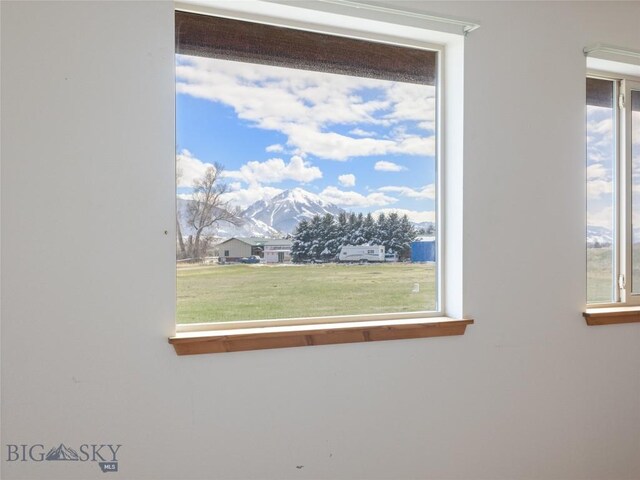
<box><xmin>177</xmin><ymin>262</ymin><xmax>436</xmax><ymax>324</ymax></box>
<box><xmin>588</xmin><ymin>245</ymin><xmax>640</xmax><ymax>304</ymax></box>
<box><xmin>587</xmin><ymin>247</ymin><xmax>614</xmax><ymax>304</ymax></box>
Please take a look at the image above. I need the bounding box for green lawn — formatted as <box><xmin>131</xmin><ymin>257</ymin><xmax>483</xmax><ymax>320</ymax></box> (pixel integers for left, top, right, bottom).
<box><xmin>177</xmin><ymin>262</ymin><xmax>436</xmax><ymax>324</ymax></box>
<box><xmin>587</xmin><ymin>245</ymin><xmax>640</xmax><ymax>304</ymax></box>
<box><xmin>587</xmin><ymin>247</ymin><xmax>614</xmax><ymax>304</ymax></box>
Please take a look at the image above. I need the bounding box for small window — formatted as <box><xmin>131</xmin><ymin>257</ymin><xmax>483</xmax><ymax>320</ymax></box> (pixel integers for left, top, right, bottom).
<box><xmin>586</xmin><ymin>75</ymin><xmax>640</xmax><ymax>305</ymax></box>
<box><xmin>176</xmin><ymin>11</ymin><xmax>442</xmax><ymax>327</ymax></box>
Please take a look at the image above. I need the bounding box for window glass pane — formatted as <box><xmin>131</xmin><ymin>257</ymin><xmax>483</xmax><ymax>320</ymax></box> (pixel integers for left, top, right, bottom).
<box><xmin>175</xmin><ymin>15</ymin><xmax>438</xmax><ymax>324</ymax></box>
<box><xmin>586</xmin><ymin>78</ymin><xmax>616</xmax><ymax>304</ymax></box>
<box><xmin>631</xmin><ymin>90</ymin><xmax>640</xmax><ymax>292</ymax></box>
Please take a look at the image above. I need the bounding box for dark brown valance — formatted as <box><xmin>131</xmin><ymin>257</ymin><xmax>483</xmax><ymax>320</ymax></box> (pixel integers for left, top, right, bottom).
<box><xmin>586</xmin><ymin>77</ymin><xmax>614</xmax><ymax>109</ymax></box>
<box><xmin>176</xmin><ymin>11</ymin><xmax>437</xmax><ymax>86</ymax></box>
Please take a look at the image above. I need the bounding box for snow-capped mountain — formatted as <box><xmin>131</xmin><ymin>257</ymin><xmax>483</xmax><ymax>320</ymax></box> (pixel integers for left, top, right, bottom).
<box><xmin>587</xmin><ymin>225</ymin><xmax>613</xmax><ymax>247</ymax></box>
<box><xmin>177</xmin><ymin>198</ymin><xmax>280</xmax><ymax>238</ymax></box>
<box><xmin>413</xmin><ymin>221</ymin><xmax>435</xmax><ymax>234</ymax></box>
<box><xmin>213</xmin><ymin>218</ymin><xmax>280</xmax><ymax>238</ymax></box>
<box><xmin>242</xmin><ymin>188</ymin><xmax>344</xmax><ymax>234</ymax></box>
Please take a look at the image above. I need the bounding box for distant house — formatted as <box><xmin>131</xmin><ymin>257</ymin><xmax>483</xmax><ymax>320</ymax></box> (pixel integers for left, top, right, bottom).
<box><xmin>264</xmin><ymin>239</ymin><xmax>293</xmax><ymax>263</ymax></box>
<box><xmin>411</xmin><ymin>236</ymin><xmax>436</xmax><ymax>262</ymax></box>
<box><xmin>215</xmin><ymin>237</ymin><xmax>269</xmax><ymax>262</ymax></box>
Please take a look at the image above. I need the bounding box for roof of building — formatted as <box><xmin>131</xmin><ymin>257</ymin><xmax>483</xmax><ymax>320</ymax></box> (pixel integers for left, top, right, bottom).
<box><xmin>413</xmin><ymin>236</ymin><xmax>436</xmax><ymax>243</ymax></box>
<box><xmin>265</xmin><ymin>239</ymin><xmax>293</xmax><ymax>246</ymax></box>
<box><xmin>216</xmin><ymin>237</ymin><xmax>270</xmax><ymax>247</ymax></box>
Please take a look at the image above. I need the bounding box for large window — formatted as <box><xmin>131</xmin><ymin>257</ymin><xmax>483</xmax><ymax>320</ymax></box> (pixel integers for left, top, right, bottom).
<box><xmin>586</xmin><ymin>75</ymin><xmax>640</xmax><ymax>305</ymax></box>
<box><xmin>175</xmin><ymin>11</ymin><xmax>441</xmax><ymax>326</ymax></box>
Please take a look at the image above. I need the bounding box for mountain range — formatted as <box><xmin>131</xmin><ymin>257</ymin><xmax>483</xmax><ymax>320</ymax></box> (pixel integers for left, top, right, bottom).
<box><xmin>178</xmin><ymin>187</ymin><xmax>431</xmax><ymax>239</ymax></box>
<box><xmin>585</xmin><ymin>225</ymin><xmax>640</xmax><ymax>247</ymax></box>
<box><xmin>242</xmin><ymin>188</ymin><xmax>344</xmax><ymax>234</ymax></box>
<box><xmin>179</xmin><ymin>190</ymin><xmax>627</xmax><ymax>246</ymax></box>
<box><xmin>587</xmin><ymin>225</ymin><xmax>613</xmax><ymax>247</ymax></box>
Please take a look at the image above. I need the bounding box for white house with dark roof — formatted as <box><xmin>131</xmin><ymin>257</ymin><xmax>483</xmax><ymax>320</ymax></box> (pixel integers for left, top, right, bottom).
<box><xmin>215</xmin><ymin>237</ymin><xmax>269</xmax><ymax>262</ymax></box>
<box><xmin>264</xmin><ymin>239</ymin><xmax>293</xmax><ymax>263</ymax></box>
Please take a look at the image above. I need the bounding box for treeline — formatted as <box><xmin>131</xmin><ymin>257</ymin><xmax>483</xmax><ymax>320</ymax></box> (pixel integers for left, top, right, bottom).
<box><xmin>291</xmin><ymin>211</ymin><xmax>427</xmax><ymax>262</ymax></box>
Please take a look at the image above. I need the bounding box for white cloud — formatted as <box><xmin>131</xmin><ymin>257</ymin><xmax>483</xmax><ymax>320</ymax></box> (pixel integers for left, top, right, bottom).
<box><xmin>176</xmin><ymin>149</ymin><xmax>211</xmax><ymax>188</ymax></box>
<box><xmin>281</xmin><ymin>124</ymin><xmax>434</xmax><ymax>161</ymax></box>
<box><xmin>587</xmin><ymin>179</ymin><xmax>613</xmax><ymax>199</ymax></box>
<box><xmin>349</xmin><ymin>128</ymin><xmax>375</xmax><ymax>137</ymax></box>
<box><xmin>176</xmin><ymin>55</ymin><xmax>436</xmax><ymax>161</ymax></box>
<box><xmin>587</xmin><ymin>117</ymin><xmax>613</xmax><ymax>136</ymax></box>
<box><xmin>384</xmin><ymin>82</ymin><xmax>436</xmax><ymax>127</ymax></box>
<box><xmin>586</xmin><ymin>163</ymin><xmax>613</xmax><ymax>199</ymax></box>
<box><xmin>338</xmin><ymin>174</ymin><xmax>356</xmax><ymax>187</ymax></box>
<box><xmin>374</xmin><ymin>161</ymin><xmax>406</xmax><ymax>172</ymax></box>
<box><xmin>225</xmin><ymin>155</ymin><xmax>322</xmax><ymax>185</ymax></box>
<box><xmin>372</xmin><ymin>208</ymin><xmax>435</xmax><ymax>224</ymax></box>
<box><xmin>586</xmin><ymin>163</ymin><xmax>608</xmax><ymax>180</ymax></box>
<box><xmin>588</xmin><ymin>206</ymin><xmax>614</xmax><ymax>229</ymax></box>
<box><xmin>266</xmin><ymin>144</ymin><xmax>284</xmax><ymax>153</ymax></box>
<box><xmin>320</xmin><ymin>186</ymin><xmax>396</xmax><ymax>207</ymax></box>
<box><xmin>378</xmin><ymin>184</ymin><xmax>435</xmax><ymax>200</ymax></box>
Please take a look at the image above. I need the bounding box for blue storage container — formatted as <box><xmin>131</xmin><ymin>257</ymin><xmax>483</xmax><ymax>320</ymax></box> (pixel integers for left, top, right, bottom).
<box><xmin>411</xmin><ymin>239</ymin><xmax>436</xmax><ymax>262</ymax></box>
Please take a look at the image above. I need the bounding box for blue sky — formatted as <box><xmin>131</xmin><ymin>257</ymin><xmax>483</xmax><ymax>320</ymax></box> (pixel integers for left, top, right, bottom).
<box><xmin>586</xmin><ymin>103</ymin><xmax>615</xmax><ymax>230</ymax></box>
<box><xmin>176</xmin><ymin>54</ymin><xmax>437</xmax><ymax>223</ymax></box>
<box><xmin>586</xmin><ymin>86</ymin><xmax>640</xmax><ymax>233</ymax></box>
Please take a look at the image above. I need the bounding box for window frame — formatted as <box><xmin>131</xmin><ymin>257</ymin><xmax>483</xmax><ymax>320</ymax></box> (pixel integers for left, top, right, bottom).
<box><xmin>169</xmin><ymin>2</ymin><xmax>475</xmax><ymax>355</ymax></box>
<box><xmin>587</xmin><ymin>70</ymin><xmax>640</xmax><ymax>309</ymax></box>
<box><xmin>174</xmin><ymin>7</ymin><xmax>447</xmax><ymax>334</ymax></box>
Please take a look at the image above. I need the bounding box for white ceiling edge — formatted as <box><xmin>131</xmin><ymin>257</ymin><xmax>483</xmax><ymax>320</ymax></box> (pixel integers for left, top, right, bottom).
<box><xmin>587</xmin><ymin>57</ymin><xmax>640</xmax><ymax>79</ymax></box>
<box><xmin>265</xmin><ymin>0</ymin><xmax>480</xmax><ymax>35</ymax></box>
<box><xmin>175</xmin><ymin>0</ymin><xmax>475</xmax><ymax>47</ymax></box>
<box><xmin>585</xmin><ymin>44</ymin><xmax>640</xmax><ymax>77</ymax></box>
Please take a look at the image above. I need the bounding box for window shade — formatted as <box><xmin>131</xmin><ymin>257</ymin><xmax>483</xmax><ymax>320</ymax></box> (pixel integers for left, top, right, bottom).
<box><xmin>175</xmin><ymin>11</ymin><xmax>437</xmax><ymax>86</ymax></box>
<box><xmin>586</xmin><ymin>77</ymin><xmax>614</xmax><ymax>108</ymax></box>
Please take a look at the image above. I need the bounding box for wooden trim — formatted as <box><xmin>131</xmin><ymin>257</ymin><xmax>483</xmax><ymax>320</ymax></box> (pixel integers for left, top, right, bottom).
<box><xmin>169</xmin><ymin>317</ymin><xmax>473</xmax><ymax>355</ymax></box>
<box><xmin>583</xmin><ymin>307</ymin><xmax>640</xmax><ymax>325</ymax></box>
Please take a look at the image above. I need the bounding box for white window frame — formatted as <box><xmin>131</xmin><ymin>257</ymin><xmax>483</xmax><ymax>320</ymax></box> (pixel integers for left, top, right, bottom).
<box><xmin>174</xmin><ymin>1</ymin><xmax>463</xmax><ymax>333</ymax></box>
<box><xmin>587</xmin><ymin>70</ymin><xmax>640</xmax><ymax>308</ymax></box>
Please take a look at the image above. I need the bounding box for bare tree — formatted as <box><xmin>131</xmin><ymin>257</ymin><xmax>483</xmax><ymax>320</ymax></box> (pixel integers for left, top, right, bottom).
<box><xmin>176</xmin><ymin>161</ymin><xmax>187</xmax><ymax>259</ymax></box>
<box><xmin>187</xmin><ymin>163</ymin><xmax>243</xmax><ymax>260</ymax></box>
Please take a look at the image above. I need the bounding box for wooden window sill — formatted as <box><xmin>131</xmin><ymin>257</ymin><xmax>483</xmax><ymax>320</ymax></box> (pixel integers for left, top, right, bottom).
<box><xmin>169</xmin><ymin>317</ymin><xmax>474</xmax><ymax>355</ymax></box>
<box><xmin>583</xmin><ymin>306</ymin><xmax>640</xmax><ymax>326</ymax></box>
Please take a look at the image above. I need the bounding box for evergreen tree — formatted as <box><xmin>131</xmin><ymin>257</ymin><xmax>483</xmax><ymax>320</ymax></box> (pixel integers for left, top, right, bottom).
<box><xmin>385</xmin><ymin>212</ymin><xmax>401</xmax><ymax>254</ymax></box>
<box><xmin>319</xmin><ymin>214</ymin><xmax>339</xmax><ymax>260</ymax></box>
<box><xmin>308</xmin><ymin>215</ymin><xmax>324</xmax><ymax>259</ymax></box>
<box><xmin>375</xmin><ymin>212</ymin><xmax>388</xmax><ymax>248</ymax></box>
<box><xmin>362</xmin><ymin>213</ymin><xmax>376</xmax><ymax>245</ymax></box>
<box><xmin>347</xmin><ymin>212</ymin><xmax>362</xmax><ymax>245</ymax></box>
<box><xmin>350</xmin><ymin>213</ymin><xmax>365</xmax><ymax>245</ymax></box>
<box><xmin>397</xmin><ymin>214</ymin><xmax>418</xmax><ymax>259</ymax></box>
<box><xmin>291</xmin><ymin>219</ymin><xmax>311</xmax><ymax>262</ymax></box>
<box><xmin>292</xmin><ymin>210</ymin><xmax>420</xmax><ymax>261</ymax></box>
<box><xmin>336</xmin><ymin>212</ymin><xmax>349</xmax><ymax>247</ymax></box>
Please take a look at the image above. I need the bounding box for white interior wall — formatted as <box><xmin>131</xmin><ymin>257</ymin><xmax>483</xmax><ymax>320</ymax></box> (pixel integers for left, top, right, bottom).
<box><xmin>2</xmin><ymin>1</ymin><xmax>640</xmax><ymax>479</ymax></box>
